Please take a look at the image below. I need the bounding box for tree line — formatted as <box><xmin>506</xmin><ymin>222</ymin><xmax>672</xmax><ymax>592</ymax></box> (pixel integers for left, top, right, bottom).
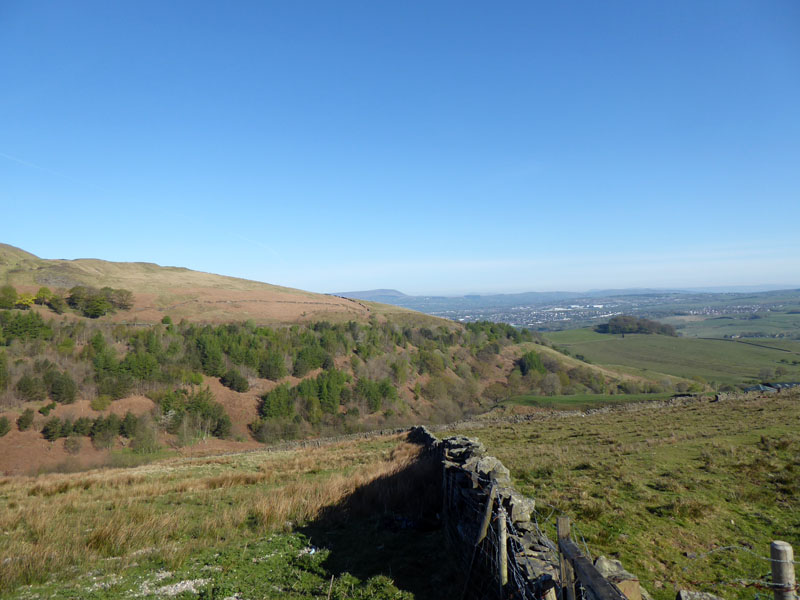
<box><xmin>0</xmin><ymin>284</ymin><xmax>133</xmax><ymax>318</ymax></box>
<box><xmin>595</xmin><ymin>315</ymin><xmax>677</xmax><ymax>336</ymax></box>
<box><xmin>0</xmin><ymin>304</ymin><xmax>677</xmax><ymax>446</ymax></box>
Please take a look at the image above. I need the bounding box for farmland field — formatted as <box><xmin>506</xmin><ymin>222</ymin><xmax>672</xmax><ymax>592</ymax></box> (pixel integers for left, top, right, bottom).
<box><xmin>457</xmin><ymin>390</ymin><xmax>800</xmax><ymax>600</ymax></box>
<box><xmin>662</xmin><ymin>312</ymin><xmax>800</xmax><ymax>339</ymax></box>
<box><xmin>544</xmin><ymin>329</ymin><xmax>800</xmax><ymax>385</ymax></box>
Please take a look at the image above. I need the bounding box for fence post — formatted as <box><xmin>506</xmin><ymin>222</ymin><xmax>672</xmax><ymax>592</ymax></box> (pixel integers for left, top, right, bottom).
<box><xmin>558</xmin><ymin>516</ymin><xmax>576</xmax><ymax>600</ymax></box>
<box><xmin>771</xmin><ymin>541</ymin><xmax>796</xmax><ymax>600</ymax></box>
<box><xmin>498</xmin><ymin>507</ymin><xmax>508</xmax><ymax>591</ymax></box>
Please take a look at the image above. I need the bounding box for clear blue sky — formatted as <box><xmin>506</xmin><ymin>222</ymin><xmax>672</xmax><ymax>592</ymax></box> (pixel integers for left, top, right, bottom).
<box><xmin>2</xmin><ymin>1</ymin><xmax>799</xmax><ymax>294</ymax></box>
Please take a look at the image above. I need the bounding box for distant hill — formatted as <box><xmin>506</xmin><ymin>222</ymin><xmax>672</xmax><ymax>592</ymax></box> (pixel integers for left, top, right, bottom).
<box><xmin>334</xmin><ymin>289</ymin><xmax>409</xmax><ymax>302</ymax></box>
<box><xmin>0</xmin><ymin>244</ymin><xmax>418</xmax><ymax>324</ymax></box>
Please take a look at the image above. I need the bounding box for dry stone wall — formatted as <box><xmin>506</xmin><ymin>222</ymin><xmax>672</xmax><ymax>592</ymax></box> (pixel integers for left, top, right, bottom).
<box><xmin>410</xmin><ymin>426</ymin><xmax>559</xmax><ymax>600</ymax></box>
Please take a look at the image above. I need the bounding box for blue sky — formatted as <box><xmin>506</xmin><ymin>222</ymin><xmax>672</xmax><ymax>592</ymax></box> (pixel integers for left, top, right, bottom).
<box><xmin>2</xmin><ymin>1</ymin><xmax>799</xmax><ymax>294</ymax></box>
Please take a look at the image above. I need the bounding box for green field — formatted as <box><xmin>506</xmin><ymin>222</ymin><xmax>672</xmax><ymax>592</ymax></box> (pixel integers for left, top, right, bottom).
<box><xmin>457</xmin><ymin>391</ymin><xmax>800</xmax><ymax>600</ymax></box>
<box><xmin>662</xmin><ymin>312</ymin><xmax>800</xmax><ymax>339</ymax></box>
<box><xmin>503</xmin><ymin>392</ymin><xmax>674</xmax><ymax>411</ymax></box>
<box><xmin>544</xmin><ymin>329</ymin><xmax>800</xmax><ymax>386</ymax></box>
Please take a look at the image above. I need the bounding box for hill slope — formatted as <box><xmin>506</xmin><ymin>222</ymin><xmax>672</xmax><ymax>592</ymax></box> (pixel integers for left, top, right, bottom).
<box><xmin>0</xmin><ymin>244</ymin><xmax>414</xmax><ymax>324</ymax></box>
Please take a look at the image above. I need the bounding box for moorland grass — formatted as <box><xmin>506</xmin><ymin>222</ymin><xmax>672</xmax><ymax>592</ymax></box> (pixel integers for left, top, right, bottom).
<box><xmin>502</xmin><ymin>392</ymin><xmax>674</xmax><ymax>411</ymax></box>
<box><xmin>0</xmin><ymin>434</ymin><xmax>454</xmax><ymax>599</ymax></box>
<box><xmin>456</xmin><ymin>391</ymin><xmax>800</xmax><ymax>600</ymax></box>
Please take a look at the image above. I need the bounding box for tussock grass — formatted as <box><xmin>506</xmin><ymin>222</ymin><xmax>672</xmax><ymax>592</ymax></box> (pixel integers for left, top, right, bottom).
<box><xmin>0</xmin><ymin>434</ymin><xmax>422</xmax><ymax>595</ymax></box>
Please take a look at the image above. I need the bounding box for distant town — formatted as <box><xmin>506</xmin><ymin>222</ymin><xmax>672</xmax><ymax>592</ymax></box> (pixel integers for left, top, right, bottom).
<box><xmin>336</xmin><ymin>288</ymin><xmax>800</xmax><ymax>331</ymax></box>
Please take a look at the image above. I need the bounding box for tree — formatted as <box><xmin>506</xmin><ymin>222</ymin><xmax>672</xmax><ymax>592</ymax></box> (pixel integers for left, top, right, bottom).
<box><xmin>0</xmin><ymin>416</ymin><xmax>10</xmax><ymax>437</ymax></box>
<box><xmin>17</xmin><ymin>408</ymin><xmax>34</xmax><ymax>431</ymax></box>
<box><xmin>46</xmin><ymin>372</ymin><xmax>78</xmax><ymax>403</ymax></box>
<box><xmin>120</xmin><ymin>411</ymin><xmax>138</xmax><ymax>438</ymax></box>
<box><xmin>15</xmin><ymin>374</ymin><xmax>47</xmax><ymax>402</ymax></box>
<box><xmin>541</xmin><ymin>373</ymin><xmax>562</xmax><ymax>396</ymax></box>
<box><xmin>259</xmin><ymin>351</ymin><xmax>287</xmax><ymax>380</ymax></box>
<box><xmin>84</xmin><ymin>296</ymin><xmax>112</xmax><ymax>318</ymax></box>
<box><xmin>42</xmin><ymin>417</ymin><xmax>63</xmax><ymax>441</ymax></box>
<box><xmin>110</xmin><ymin>289</ymin><xmax>133</xmax><ymax>310</ymax></box>
<box><xmin>221</xmin><ymin>368</ymin><xmax>249</xmax><ymax>392</ymax></box>
<box><xmin>47</xmin><ymin>295</ymin><xmax>67</xmax><ymax>314</ymax></box>
<box><xmin>0</xmin><ymin>352</ymin><xmax>8</xmax><ymax>391</ymax></box>
<box><xmin>35</xmin><ymin>287</ymin><xmax>53</xmax><ymax>305</ymax></box>
<box><xmin>0</xmin><ymin>285</ymin><xmax>18</xmax><ymax>309</ymax></box>
<box><xmin>15</xmin><ymin>293</ymin><xmax>35</xmax><ymax>309</ymax></box>
<box><xmin>517</xmin><ymin>351</ymin><xmax>546</xmax><ymax>376</ymax></box>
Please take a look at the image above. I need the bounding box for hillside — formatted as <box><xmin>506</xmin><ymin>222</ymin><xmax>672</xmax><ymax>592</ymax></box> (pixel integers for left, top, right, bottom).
<box><xmin>0</xmin><ymin>310</ymin><xmax>681</xmax><ymax>474</ymax></box>
<box><xmin>0</xmin><ymin>244</ymin><xmax>415</xmax><ymax>324</ymax></box>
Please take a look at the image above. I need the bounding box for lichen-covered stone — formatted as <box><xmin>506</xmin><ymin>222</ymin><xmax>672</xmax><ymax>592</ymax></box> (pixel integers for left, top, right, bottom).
<box><xmin>676</xmin><ymin>591</ymin><xmax>724</xmax><ymax>600</ymax></box>
<box><xmin>504</xmin><ymin>490</ymin><xmax>536</xmax><ymax>523</ymax></box>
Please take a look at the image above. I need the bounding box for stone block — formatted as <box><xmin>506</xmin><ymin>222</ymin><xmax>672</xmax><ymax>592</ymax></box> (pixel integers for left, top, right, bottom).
<box><xmin>675</xmin><ymin>591</ymin><xmax>724</xmax><ymax>600</ymax></box>
<box><xmin>595</xmin><ymin>556</ymin><xmax>641</xmax><ymax>600</ymax></box>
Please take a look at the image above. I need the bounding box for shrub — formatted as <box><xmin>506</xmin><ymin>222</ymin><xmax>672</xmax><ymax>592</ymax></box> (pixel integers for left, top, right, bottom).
<box><xmin>38</xmin><ymin>402</ymin><xmax>57</xmax><ymax>416</ymax></box>
<box><xmin>156</xmin><ymin>386</ymin><xmax>232</xmax><ymax>440</ymax></box>
<box><xmin>60</xmin><ymin>418</ymin><xmax>74</xmax><ymax>437</ymax></box>
<box><xmin>91</xmin><ymin>414</ymin><xmax>121</xmax><ymax>448</ymax></box>
<box><xmin>17</xmin><ymin>408</ymin><xmax>34</xmax><ymax>431</ymax></box>
<box><xmin>517</xmin><ymin>351</ymin><xmax>546</xmax><ymax>376</ymax></box>
<box><xmin>131</xmin><ymin>415</ymin><xmax>160</xmax><ymax>454</ymax></box>
<box><xmin>90</xmin><ymin>395</ymin><xmax>112</xmax><ymax>411</ymax></box>
<box><xmin>47</xmin><ymin>372</ymin><xmax>78</xmax><ymax>404</ymax></box>
<box><xmin>0</xmin><ymin>416</ymin><xmax>10</xmax><ymax>437</ymax></box>
<box><xmin>120</xmin><ymin>411</ymin><xmax>138</xmax><ymax>438</ymax></box>
<box><xmin>42</xmin><ymin>417</ymin><xmax>63</xmax><ymax>441</ymax></box>
<box><xmin>73</xmin><ymin>417</ymin><xmax>93</xmax><ymax>436</ymax></box>
<box><xmin>258</xmin><ymin>351</ymin><xmax>287</xmax><ymax>380</ymax></box>
<box><xmin>64</xmin><ymin>436</ymin><xmax>82</xmax><ymax>455</ymax></box>
<box><xmin>15</xmin><ymin>374</ymin><xmax>47</xmax><ymax>402</ymax></box>
<box><xmin>220</xmin><ymin>368</ymin><xmax>249</xmax><ymax>392</ymax></box>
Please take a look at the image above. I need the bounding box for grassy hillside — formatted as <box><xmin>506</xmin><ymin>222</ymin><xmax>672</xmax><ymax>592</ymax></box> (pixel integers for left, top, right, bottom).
<box><xmin>545</xmin><ymin>328</ymin><xmax>800</xmax><ymax>386</ymax></box>
<box><xmin>0</xmin><ymin>433</ymin><xmax>456</xmax><ymax>599</ymax></box>
<box><xmin>457</xmin><ymin>391</ymin><xmax>800</xmax><ymax>600</ymax></box>
<box><xmin>0</xmin><ymin>243</ymin><xmax>415</xmax><ymax>324</ymax></box>
<box><xmin>0</xmin><ymin>311</ymin><xmax>683</xmax><ymax>474</ymax></box>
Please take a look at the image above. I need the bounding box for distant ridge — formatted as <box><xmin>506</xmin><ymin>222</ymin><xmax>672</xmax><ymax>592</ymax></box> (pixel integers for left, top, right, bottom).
<box><xmin>334</xmin><ymin>289</ymin><xmax>408</xmax><ymax>302</ymax></box>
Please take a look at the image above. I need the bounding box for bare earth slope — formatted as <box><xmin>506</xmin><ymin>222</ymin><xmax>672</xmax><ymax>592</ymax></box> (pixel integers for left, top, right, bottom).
<box><xmin>0</xmin><ymin>244</ymin><xmax>415</xmax><ymax>324</ymax></box>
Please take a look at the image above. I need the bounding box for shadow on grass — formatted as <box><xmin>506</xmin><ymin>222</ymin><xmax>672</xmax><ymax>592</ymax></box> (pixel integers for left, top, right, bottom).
<box><xmin>299</xmin><ymin>448</ymin><xmax>462</xmax><ymax>600</ymax></box>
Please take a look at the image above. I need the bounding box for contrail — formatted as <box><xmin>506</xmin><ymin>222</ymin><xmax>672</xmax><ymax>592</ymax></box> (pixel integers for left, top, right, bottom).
<box><xmin>0</xmin><ymin>151</ymin><xmax>112</xmax><ymax>194</ymax></box>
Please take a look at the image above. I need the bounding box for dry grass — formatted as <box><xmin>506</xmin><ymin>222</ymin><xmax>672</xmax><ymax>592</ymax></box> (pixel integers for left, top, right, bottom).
<box><xmin>0</xmin><ymin>433</ymin><xmax>421</xmax><ymax>594</ymax></box>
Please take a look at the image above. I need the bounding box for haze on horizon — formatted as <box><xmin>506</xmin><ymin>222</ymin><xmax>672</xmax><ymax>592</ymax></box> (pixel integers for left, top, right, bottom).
<box><xmin>2</xmin><ymin>1</ymin><xmax>799</xmax><ymax>296</ymax></box>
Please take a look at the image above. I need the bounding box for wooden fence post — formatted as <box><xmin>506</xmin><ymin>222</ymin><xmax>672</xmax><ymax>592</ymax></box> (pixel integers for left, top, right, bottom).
<box><xmin>476</xmin><ymin>486</ymin><xmax>496</xmax><ymax>546</ymax></box>
<box><xmin>771</xmin><ymin>541</ymin><xmax>796</xmax><ymax>600</ymax></box>
<box><xmin>498</xmin><ymin>507</ymin><xmax>508</xmax><ymax>591</ymax></box>
<box><xmin>558</xmin><ymin>516</ymin><xmax>576</xmax><ymax>600</ymax></box>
